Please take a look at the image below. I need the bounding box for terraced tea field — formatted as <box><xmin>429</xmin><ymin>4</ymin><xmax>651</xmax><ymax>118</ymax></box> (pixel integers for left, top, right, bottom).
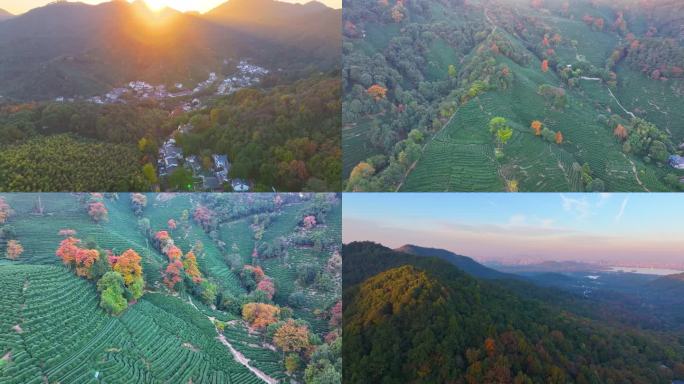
<box><xmin>343</xmin><ymin>0</ymin><xmax>684</xmax><ymax>191</ymax></box>
<box><xmin>0</xmin><ymin>193</ymin><xmax>342</xmax><ymax>384</ymax></box>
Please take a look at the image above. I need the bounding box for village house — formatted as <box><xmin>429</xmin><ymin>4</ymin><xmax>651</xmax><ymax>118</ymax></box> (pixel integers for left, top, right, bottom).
<box><xmin>212</xmin><ymin>154</ymin><xmax>230</xmax><ymax>184</ymax></box>
<box><xmin>669</xmin><ymin>155</ymin><xmax>684</xmax><ymax>170</ymax></box>
<box><xmin>231</xmin><ymin>179</ymin><xmax>250</xmax><ymax>192</ymax></box>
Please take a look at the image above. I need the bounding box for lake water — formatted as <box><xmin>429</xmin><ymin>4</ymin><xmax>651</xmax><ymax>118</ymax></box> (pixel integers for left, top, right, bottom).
<box><xmin>607</xmin><ymin>266</ymin><xmax>684</xmax><ymax>276</ymax></box>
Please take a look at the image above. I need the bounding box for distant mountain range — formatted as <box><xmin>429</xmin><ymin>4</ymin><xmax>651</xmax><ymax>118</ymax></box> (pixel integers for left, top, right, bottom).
<box><xmin>0</xmin><ymin>0</ymin><xmax>340</xmax><ymax>101</ymax></box>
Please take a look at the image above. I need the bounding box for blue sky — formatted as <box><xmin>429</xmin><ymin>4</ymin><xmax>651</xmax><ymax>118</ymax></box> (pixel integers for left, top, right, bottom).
<box><xmin>344</xmin><ymin>193</ymin><xmax>684</xmax><ymax>268</ymax></box>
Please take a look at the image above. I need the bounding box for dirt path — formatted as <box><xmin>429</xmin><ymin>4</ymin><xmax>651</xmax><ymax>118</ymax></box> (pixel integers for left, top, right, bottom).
<box><xmin>216</xmin><ymin>332</ymin><xmax>278</xmax><ymax>384</ymax></box>
<box><xmin>578</xmin><ymin>77</ymin><xmax>636</xmax><ymax>118</ymax></box>
<box><xmin>187</xmin><ymin>298</ymin><xmax>278</xmax><ymax>384</ymax></box>
<box><xmin>622</xmin><ymin>153</ymin><xmax>650</xmax><ymax>192</ymax></box>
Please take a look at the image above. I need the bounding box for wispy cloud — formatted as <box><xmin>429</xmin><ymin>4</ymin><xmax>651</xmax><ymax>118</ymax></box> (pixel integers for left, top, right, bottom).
<box><xmin>560</xmin><ymin>194</ymin><xmax>591</xmax><ymax>219</ymax></box>
<box><xmin>615</xmin><ymin>197</ymin><xmax>628</xmax><ymax>223</ymax></box>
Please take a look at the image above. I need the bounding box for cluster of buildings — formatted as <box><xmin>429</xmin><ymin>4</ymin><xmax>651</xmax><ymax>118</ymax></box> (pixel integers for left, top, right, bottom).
<box><xmin>157</xmin><ymin>124</ymin><xmax>251</xmax><ymax>192</ymax></box>
<box><xmin>55</xmin><ymin>60</ymin><xmax>269</xmax><ymax>108</ymax></box>
<box><xmin>217</xmin><ymin>61</ymin><xmax>269</xmax><ymax>95</ymax></box>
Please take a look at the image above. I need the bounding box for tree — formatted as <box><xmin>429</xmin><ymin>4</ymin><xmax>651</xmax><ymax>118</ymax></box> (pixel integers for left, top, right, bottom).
<box><xmin>256</xmin><ymin>278</ymin><xmax>276</xmax><ymax>300</ymax></box>
<box><xmin>488</xmin><ymin>117</ymin><xmax>508</xmax><ymax>134</ymax></box>
<box><xmin>167</xmin><ymin>219</ymin><xmax>177</xmax><ymax>230</ymax></box>
<box><xmin>448</xmin><ymin>65</ymin><xmax>458</xmax><ymax>78</ymax></box>
<box><xmin>329</xmin><ymin>301</ymin><xmax>342</xmax><ymax>327</ymax></box>
<box><xmin>242</xmin><ymin>302</ymin><xmax>280</xmax><ymax>329</ymax></box>
<box><xmin>183</xmin><ymin>251</ymin><xmax>202</xmax><ymax>283</ymax></box>
<box><xmin>97</xmin><ymin>271</ymin><xmax>128</xmax><ymax>315</ymax></box>
<box><xmin>130</xmin><ymin>193</ymin><xmax>147</xmax><ymax>216</ymax></box>
<box><xmin>142</xmin><ymin>163</ymin><xmax>158</xmax><ymax>185</ymax></box>
<box><xmin>531</xmin><ymin>120</ymin><xmax>543</xmax><ymax>136</ymax></box>
<box><xmin>303</xmin><ymin>215</ymin><xmax>317</xmax><ymax>229</ymax></box>
<box><xmin>56</xmin><ymin>237</ymin><xmax>100</xmax><ymax>279</ymax></box>
<box><xmin>200</xmin><ymin>281</ymin><xmax>218</xmax><ymax>305</ymax></box>
<box><xmin>496</xmin><ymin>127</ymin><xmax>513</xmax><ymax>148</ymax></box>
<box><xmin>285</xmin><ymin>353</ymin><xmax>300</xmax><ymax>375</ymax></box>
<box><xmin>274</xmin><ymin>319</ymin><xmax>311</xmax><ymax>354</ymax></box>
<box><xmin>163</xmin><ymin>260</ymin><xmax>184</xmax><ymax>290</ymax></box>
<box><xmin>614</xmin><ymin>124</ymin><xmax>628</xmax><ymax>141</ymax></box>
<box><xmin>0</xmin><ymin>197</ymin><xmax>11</xmax><ymax>224</ymax></box>
<box><xmin>555</xmin><ymin>131</ymin><xmax>564</xmax><ymax>144</ymax></box>
<box><xmin>541</xmin><ymin>60</ymin><xmax>549</xmax><ymax>73</ymax></box>
<box><xmin>367</xmin><ymin>85</ymin><xmax>387</xmax><ymax>100</ymax></box>
<box><xmin>88</xmin><ymin>202</ymin><xmax>108</xmax><ymax>223</ymax></box>
<box><xmin>168</xmin><ymin>168</ymin><xmax>194</xmax><ymax>191</ymax></box>
<box><xmin>6</xmin><ymin>240</ymin><xmax>24</xmax><ymax>260</ymax></box>
<box><xmin>111</xmin><ymin>249</ymin><xmax>144</xmax><ymax>299</ymax></box>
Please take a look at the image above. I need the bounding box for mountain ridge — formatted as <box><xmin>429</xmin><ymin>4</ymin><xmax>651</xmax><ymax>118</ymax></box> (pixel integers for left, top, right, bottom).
<box><xmin>394</xmin><ymin>243</ymin><xmax>513</xmax><ymax>279</ymax></box>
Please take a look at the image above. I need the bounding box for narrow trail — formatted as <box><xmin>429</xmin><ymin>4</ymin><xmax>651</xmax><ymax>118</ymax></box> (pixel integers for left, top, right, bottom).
<box><xmin>622</xmin><ymin>153</ymin><xmax>651</xmax><ymax>192</ymax></box>
<box><xmin>187</xmin><ymin>298</ymin><xmax>278</xmax><ymax>384</ymax></box>
<box><xmin>578</xmin><ymin>77</ymin><xmax>635</xmax><ymax>119</ymax></box>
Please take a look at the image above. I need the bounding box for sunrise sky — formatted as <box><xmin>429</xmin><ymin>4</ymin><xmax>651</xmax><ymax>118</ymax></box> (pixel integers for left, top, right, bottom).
<box><xmin>0</xmin><ymin>0</ymin><xmax>341</xmax><ymax>15</ymax></box>
<box><xmin>344</xmin><ymin>193</ymin><xmax>684</xmax><ymax>268</ymax></box>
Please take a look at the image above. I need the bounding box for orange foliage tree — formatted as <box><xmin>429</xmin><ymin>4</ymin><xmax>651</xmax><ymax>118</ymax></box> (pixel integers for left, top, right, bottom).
<box><xmin>273</xmin><ymin>320</ymin><xmax>311</xmax><ymax>354</ymax></box>
<box><xmin>614</xmin><ymin>124</ymin><xmax>628</xmax><ymax>141</ymax></box>
<box><xmin>531</xmin><ymin>120</ymin><xmax>543</xmax><ymax>136</ymax></box>
<box><xmin>367</xmin><ymin>84</ymin><xmax>387</xmax><ymax>101</ymax></box>
<box><xmin>242</xmin><ymin>303</ymin><xmax>280</xmax><ymax>330</ymax></box>
<box><xmin>484</xmin><ymin>338</ymin><xmax>497</xmax><ymax>357</ymax></box>
<box><xmin>541</xmin><ymin>60</ymin><xmax>549</xmax><ymax>73</ymax></box>
<box><xmin>6</xmin><ymin>240</ymin><xmax>24</xmax><ymax>260</ymax></box>
<box><xmin>112</xmin><ymin>249</ymin><xmax>142</xmax><ymax>286</ymax></box>
<box><xmin>56</xmin><ymin>237</ymin><xmax>100</xmax><ymax>279</ymax></box>
<box><xmin>183</xmin><ymin>251</ymin><xmax>202</xmax><ymax>283</ymax></box>
<box><xmin>555</xmin><ymin>131</ymin><xmax>564</xmax><ymax>144</ymax></box>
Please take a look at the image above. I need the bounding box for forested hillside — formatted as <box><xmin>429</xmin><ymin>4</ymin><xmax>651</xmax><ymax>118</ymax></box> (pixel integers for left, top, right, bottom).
<box><xmin>343</xmin><ymin>0</ymin><xmax>684</xmax><ymax>191</ymax></box>
<box><xmin>0</xmin><ymin>193</ymin><xmax>341</xmax><ymax>383</ymax></box>
<box><xmin>343</xmin><ymin>242</ymin><xmax>684</xmax><ymax>383</ymax></box>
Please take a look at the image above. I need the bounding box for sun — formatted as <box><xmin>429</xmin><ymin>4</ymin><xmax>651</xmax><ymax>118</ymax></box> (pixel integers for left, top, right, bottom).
<box><xmin>143</xmin><ymin>0</ymin><xmax>168</xmax><ymax>12</ymax></box>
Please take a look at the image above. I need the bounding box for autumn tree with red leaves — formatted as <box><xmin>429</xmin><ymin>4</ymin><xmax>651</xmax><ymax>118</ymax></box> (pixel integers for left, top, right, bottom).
<box><xmin>88</xmin><ymin>202</ymin><xmax>108</xmax><ymax>223</ymax></box>
<box><xmin>541</xmin><ymin>60</ymin><xmax>549</xmax><ymax>73</ymax></box>
<box><xmin>0</xmin><ymin>197</ymin><xmax>11</xmax><ymax>224</ymax></box>
<box><xmin>163</xmin><ymin>260</ymin><xmax>184</xmax><ymax>290</ymax></box>
<box><xmin>614</xmin><ymin>124</ymin><xmax>628</xmax><ymax>141</ymax></box>
<box><xmin>256</xmin><ymin>278</ymin><xmax>275</xmax><ymax>300</ymax></box>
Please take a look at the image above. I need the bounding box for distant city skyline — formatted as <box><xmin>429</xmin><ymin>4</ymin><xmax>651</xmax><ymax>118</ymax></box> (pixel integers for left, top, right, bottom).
<box><xmin>344</xmin><ymin>193</ymin><xmax>684</xmax><ymax>270</ymax></box>
<box><xmin>0</xmin><ymin>0</ymin><xmax>341</xmax><ymax>15</ymax></box>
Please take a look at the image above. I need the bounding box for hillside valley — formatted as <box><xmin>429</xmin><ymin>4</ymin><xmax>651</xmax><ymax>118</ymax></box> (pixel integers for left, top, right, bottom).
<box><xmin>343</xmin><ymin>0</ymin><xmax>684</xmax><ymax>191</ymax></box>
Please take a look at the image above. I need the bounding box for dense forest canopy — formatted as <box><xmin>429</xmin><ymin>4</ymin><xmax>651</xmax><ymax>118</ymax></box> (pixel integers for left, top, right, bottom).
<box><xmin>343</xmin><ymin>0</ymin><xmax>684</xmax><ymax>191</ymax></box>
<box><xmin>343</xmin><ymin>241</ymin><xmax>684</xmax><ymax>383</ymax></box>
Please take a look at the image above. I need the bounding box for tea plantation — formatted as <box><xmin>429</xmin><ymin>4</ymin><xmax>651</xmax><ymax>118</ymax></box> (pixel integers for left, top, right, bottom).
<box><xmin>343</xmin><ymin>0</ymin><xmax>684</xmax><ymax>191</ymax></box>
<box><xmin>0</xmin><ymin>193</ymin><xmax>342</xmax><ymax>384</ymax></box>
